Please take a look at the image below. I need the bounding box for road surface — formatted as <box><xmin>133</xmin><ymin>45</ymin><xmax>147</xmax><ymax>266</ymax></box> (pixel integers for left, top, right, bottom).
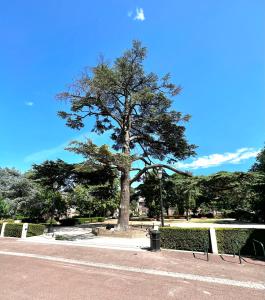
<box><xmin>0</xmin><ymin>238</ymin><xmax>264</xmax><ymax>299</ymax></box>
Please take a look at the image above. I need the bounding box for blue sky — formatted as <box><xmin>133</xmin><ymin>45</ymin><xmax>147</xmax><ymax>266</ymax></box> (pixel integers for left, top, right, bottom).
<box><xmin>0</xmin><ymin>0</ymin><xmax>264</xmax><ymax>175</ymax></box>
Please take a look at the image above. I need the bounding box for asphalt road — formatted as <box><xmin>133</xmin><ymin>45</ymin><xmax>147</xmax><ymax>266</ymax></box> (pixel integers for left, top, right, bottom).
<box><xmin>0</xmin><ymin>238</ymin><xmax>264</xmax><ymax>300</ymax></box>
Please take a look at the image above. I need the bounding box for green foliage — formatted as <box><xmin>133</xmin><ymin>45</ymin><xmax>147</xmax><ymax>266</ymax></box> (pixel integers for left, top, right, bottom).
<box><xmin>57</xmin><ymin>40</ymin><xmax>195</xmax><ymax>164</ymax></box>
<box><xmin>69</xmin><ymin>181</ymin><xmax>119</xmax><ymax>217</ymax></box>
<box><xmin>29</xmin><ymin>159</ymin><xmax>75</xmax><ymax>191</ymax></box>
<box><xmin>216</xmin><ymin>228</ymin><xmax>265</xmax><ymax>256</ymax></box>
<box><xmin>251</xmin><ymin>146</ymin><xmax>265</xmax><ymax>173</ymax></box>
<box><xmin>199</xmin><ymin>171</ymin><xmax>255</xmax><ymax>213</ymax></box>
<box><xmin>57</xmin><ymin>41</ymin><xmax>196</xmax><ymax>229</ymax></box>
<box><xmin>60</xmin><ymin>217</ymin><xmax>105</xmax><ymax>226</ymax></box>
<box><xmin>249</xmin><ymin>146</ymin><xmax>265</xmax><ymax>222</ymax></box>
<box><xmin>0</xmin><ymin>196</ymin><xmax>9</xmax><ymax>217</ymax></box>
<box><xmin>0</xmin><ymin>167</ymin><xmax>41</xmax><ymax>217</ymax></box>
<box><xmin>26</xmin><ymin>224</ymin><xmax>45</xmax><ymax>237</ymax></box>
<box><xmin>55</xmin><ymin>235</ymin><xmax>75</xmax><ymax>241</ymax></box>
<box><xmin>2</xmin><ymin>223</ymin><xmax>44</xmax><ymax>238</ymax></box>
<box><xmin>4</xmin><ymin>223</ymin><xmax>23</xmax><ymax>237</ymax></box>
<box><xmin>160</xmin><ymin>227</ymin><xmax>210</xmax><ymax>252</ymax></box>
<box><xmin>136</xmin><ymin>172</ymin><xmax>161</xmax><ymax>218</ymax></box>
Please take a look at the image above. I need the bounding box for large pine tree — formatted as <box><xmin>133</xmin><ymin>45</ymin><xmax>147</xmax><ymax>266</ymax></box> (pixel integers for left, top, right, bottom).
<box><xmin>57</xmin><ymin>41</ymin><xmax>195</xmax><ymax>230</ymax></box>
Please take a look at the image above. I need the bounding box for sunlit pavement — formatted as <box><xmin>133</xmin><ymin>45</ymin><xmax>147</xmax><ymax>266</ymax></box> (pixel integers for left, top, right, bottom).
<box><xmin>0</xmin><ymin>238</ymin><xmax>264</xmax><ymax>300</ymax></box>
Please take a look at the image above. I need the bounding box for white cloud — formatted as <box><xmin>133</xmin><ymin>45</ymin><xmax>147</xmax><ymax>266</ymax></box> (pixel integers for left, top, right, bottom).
<box><xmin>24</xmin><ymin>142</ymin><xmax>68</xmax><ymax>163</ymax></box>
<box><xmin>128</xmin><ymin>8</ymin><xmax>145</xmax><ymax>21</ymax></box>
<box><xmin>24</xmin><ymin>132</ymin><xmax>112</xmax><ymax>163</ymax></box>
<box><xmin>175</xmin><ymin>148</ymin><xmax>260</xmax><ymax>170</ymax></box>
<box><xmin>25</xmin><ymin>101</ymin><xmax>34</xmax><ymax>106</ymax></box>
<box><xmin>134</xmin><ymin>8</ymin><xmax>145</xmax><ymax>21</ymax></box>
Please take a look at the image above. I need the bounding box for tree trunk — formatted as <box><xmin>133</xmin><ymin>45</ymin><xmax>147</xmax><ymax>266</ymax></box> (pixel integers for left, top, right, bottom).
<box><xmin>117</xmin><ymin>122</ymin><xmax>131</xmax><ymax>231</ymax></box>
<box><xmin>117</xmin><ymin>168</ymin><xmax>130</xmax><ymax>230</ymax></box>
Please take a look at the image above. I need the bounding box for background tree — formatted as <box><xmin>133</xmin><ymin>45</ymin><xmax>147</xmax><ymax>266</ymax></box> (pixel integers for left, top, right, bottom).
<box><xmin>69</xmin><ymin>181</ymin><xmax>119</xmax><ymax>217</ymax></box>
<box><xmin>0</xmin><ymin>168</ymin><xmax>40</xmax><ymax>218</ymax></box>
<box><xmin>57</xmin><ymin>41</ymin><xmax>195</xmax><ymax>230</ymax></box>
<box><xmin>250</xmin><ymin>146</ymin><xmax>265</xmax><ymax>222</ymax></box>
<box><xmin>0</xmin><ymin>196</ymin><xmax>9</xmax><ymax>218</ymax></box>
<box><xmin>199</xmin><ymin>172</ymin><xmax>255</xmax><ymax>215</ymax></box>
<box><xmin>136</xmin><ymin>172</ymin><xmax>162</xmax><ymax>219</ymax></box>
<box><xmin>29</xmin><ymin>159</ymin><xmax>119</xmax><ymax>219</ymax></box>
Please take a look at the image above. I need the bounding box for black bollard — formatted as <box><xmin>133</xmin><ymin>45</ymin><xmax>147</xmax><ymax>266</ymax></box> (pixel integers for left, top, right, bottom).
<box><xmin>150</xmin><ymin>230</ymin><xmax>161</xmax><ymax>251</ymax></box>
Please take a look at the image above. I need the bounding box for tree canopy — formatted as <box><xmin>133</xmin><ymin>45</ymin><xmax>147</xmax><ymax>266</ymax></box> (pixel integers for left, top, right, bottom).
<box><xmin>57</xmin><ymin>40</ymin><xmax>195</xmax><ymax>230</ymax></box>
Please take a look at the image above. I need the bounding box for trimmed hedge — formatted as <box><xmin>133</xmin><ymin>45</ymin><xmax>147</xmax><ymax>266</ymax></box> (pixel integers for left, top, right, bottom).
<box><xmin>73</xmin><ymin>216</ymin><xmax>105</xmax><ymax>223</ymax></box>
<box><xmin>160</xmin><ymin>227</ymin><xmax>211</xmax><ymax>252</ymax></box>
<box><xmin>4</xmin><ymin>223</ymin><xmax>23</xmax><ymax>237</ymax></box>
<box><xmin>60</xmin><ymin>217</ymin><xmax>105</xmax><ymax>226</ymax></box>
<box><xmin>216</xmin><ymin>228</ymin><xmax>265</xmax><ymax>256</ymax></box>
<box><xmin>27</xmin><ymin>224</ymin><xmax>45</xmax><ymax>237</ymax></box>
<box><xmin>2</xmin><ymin>223</ymin><xmax>45</xmax><ymax>238</ymax></box>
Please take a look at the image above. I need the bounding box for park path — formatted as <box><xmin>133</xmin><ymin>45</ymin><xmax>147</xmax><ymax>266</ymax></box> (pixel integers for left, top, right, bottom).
<box><xmin>0</xmin><ymin>238</ymin><xmax>264</xmax><ymax>299</ymax></box>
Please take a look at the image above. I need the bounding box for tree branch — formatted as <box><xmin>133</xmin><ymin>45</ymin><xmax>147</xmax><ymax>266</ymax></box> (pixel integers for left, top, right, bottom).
<box><xmin>130</xmin><ymin>164</ymin><xmax>191</xmax><ymax>184</ymax></box>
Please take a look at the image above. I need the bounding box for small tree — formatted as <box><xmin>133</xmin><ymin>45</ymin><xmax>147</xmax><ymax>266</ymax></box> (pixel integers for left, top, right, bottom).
<box><xmin>57</xmin><ymin>41</ymin><xmax>195</xmax><ymax>230</ymax></box>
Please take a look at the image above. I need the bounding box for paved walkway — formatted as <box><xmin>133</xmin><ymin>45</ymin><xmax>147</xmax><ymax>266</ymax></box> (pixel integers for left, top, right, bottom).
<box><xmin>0</xmin><ymin>238</ymin><xmax>264</xmax><ymax>299</ymax></box>
<box><xmin>26</xmin><ymin>226</ymin><xmax>150</xmax><ymax>251</ymax></box>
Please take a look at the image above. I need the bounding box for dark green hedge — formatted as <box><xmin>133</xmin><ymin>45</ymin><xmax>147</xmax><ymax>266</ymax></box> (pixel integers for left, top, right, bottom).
<box><xmin>4</xmin><ymin>223</ymin><xmax>23</xmax><ymax>237</ymax></box>
<box><xmin>160</xmin><ymin>227</ymin><xmax>211</xmax><ymax>252</ymax></box>
<box><xmin>60</xmin><ymin>217</ymin><xmax>105</xmax><ymax>226</ymax></box>
<box><xmin>27</xmin><ymin>224</ymin><xmax>45</xmax><ymax>237</ymax></box>
<box><xmin>216</xmin><ymin>228</ymin><xmax>265</xmax><ymax>256</ymax></box>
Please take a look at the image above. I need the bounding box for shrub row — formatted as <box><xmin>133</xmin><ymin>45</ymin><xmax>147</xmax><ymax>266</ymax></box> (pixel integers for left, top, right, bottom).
<box><xmin>216</xmin><ymin>228</ymin><xmax>265</xmax><ymax>256</ymax></box>
<box><xmin>60</xmin><ymin>217</ymin><xmax>105</xmax><ymax>226</ymax></box>
<box><xmin>27</xmin><ymin>224</ymin><xmax>45</xmax><ymax>237</ymax></box>
<box><xmin>2</xmin><ymin>223</ymin><xmax>45</xmax><ymax>238</ymax></box>
<box><xmin>160</xmin><ymin>227</ymin><xmax>211</xmax><ymax>252</ymax></box>
<box><xmin>4</xmin><ymin>223</ymin><xmax>24</xmax><ymax>237</ymax></box>
<box><xmin>160</xmin><ymin>227</ymin><xmax>265</xmax><ymax>256</ymax></box>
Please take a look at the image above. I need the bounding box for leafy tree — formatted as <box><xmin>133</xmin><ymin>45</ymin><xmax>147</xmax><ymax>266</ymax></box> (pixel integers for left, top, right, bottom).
<box><xmin>136</xmin><ymin>172</ymin><xmax>162</xmax><ymax>219</ymax></box>
<box><xmin>250</xmin><ymin>146</ymin><xmax>265</xmax><ymax>222</ymax></box>
<box><xmin>0</xmin><ymin>168</ymin><xmax>40</xmax><ymax>217</ymax></box>
<box><xmin>200</xmin><ymin>172</ymin><xmax>254</xmax><ymax>213</ymax></box>
<box><xmin>0</xmin><ymin>196</ymin><xmax>9</xmax><ymax>218</ymax></box>
<box><xmin>170</xmin><ymin>174</ymin><xmax>202</xmax><ymax>219</ymax></box>
<box><xmin>29</xmin><ymin>159</ymin><xmax>77</xmax><ymax>191</ymax></box>
<box><xmin>57</xmin><ymin>41</ymin><xmax>195</xmax><ymax>230</ymax></box>
<box><xmin>251</xmin><ymin>146</ymin><xmax>265</xmax><ymax>173</ymax></box>
<box><xmin>70</xmin><ymin>181</ymin><xmax>119</xmax><ymax>217</ymax></box>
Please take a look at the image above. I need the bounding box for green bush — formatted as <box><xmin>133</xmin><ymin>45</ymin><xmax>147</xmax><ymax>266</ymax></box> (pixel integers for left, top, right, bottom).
<box><xmin>55</xmin><ymin>234</ymin><xmax>75</xmax><ymax>241</ymax></box>
<box><xmin>216</xmin><ymin>228</ymin><xmax>265</xmax><ymax>256</ymax></box>
<box><xmin>61</xmin><ymin>217</ymin><xmax>105</xmax><ymax>226</ymax></box>
<box><xmin>4</xmin><ymin>223</ymin><xmax>23</xmax><ymax>237</ymax></box>
<box><xmin>60</xmin><ymin>218</ymin><xmax>78</xmax><ymax>226</ymax></box>
<box><xmin>27</xmin><ymin>224</ymin><xmax>45</xmax><ymax>237</ymax></box>
<box><xmin>160</xmin><ymin>227</ymin><xmax>211</xmax><ymax>252</ymax></box>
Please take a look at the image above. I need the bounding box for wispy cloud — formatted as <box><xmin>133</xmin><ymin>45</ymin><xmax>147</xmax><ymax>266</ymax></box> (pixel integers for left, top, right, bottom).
<box><xmin>128</xmin><ymin>8</ymin><xmax>145</xmax><ymax>21</ymax></box>
<box><xmin>24</xmin><ymin>132</ymin><xmax>111</xmax><ymax>163</ymax></box>
<box><xmin>24</xmin><ymin>142</ymin><xmax>68</xmax><ymax>163</ymax></box>
<box><xmin>25</xmin><ymin>101</ymin><xmax>34</xmax><ymax>106</ymax></box>
<box><xmin>175</xmin><ymin>148</ymin><xmax>260</xmax><ymax>170</ymax></box>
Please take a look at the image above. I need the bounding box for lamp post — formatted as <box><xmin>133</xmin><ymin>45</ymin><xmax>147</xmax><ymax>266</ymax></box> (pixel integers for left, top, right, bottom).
<box><xmin>157</xmin><ymin>167</ymin><xmax>164</xmax><ymax>227</ymax></box>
